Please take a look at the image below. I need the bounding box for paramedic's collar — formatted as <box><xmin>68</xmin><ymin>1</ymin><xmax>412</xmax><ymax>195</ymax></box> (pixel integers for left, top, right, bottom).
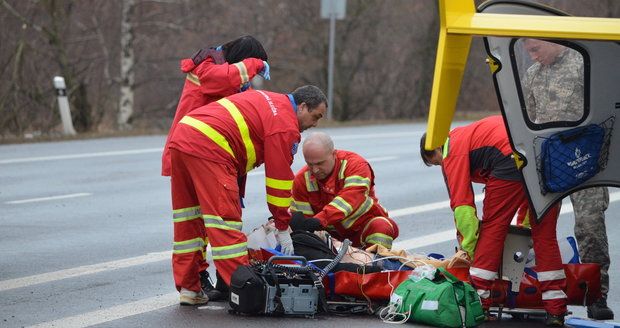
<box><xmin>287</xmin><ymin>94</ymin><xmax>297</xmax><ymax>113</ymax></box>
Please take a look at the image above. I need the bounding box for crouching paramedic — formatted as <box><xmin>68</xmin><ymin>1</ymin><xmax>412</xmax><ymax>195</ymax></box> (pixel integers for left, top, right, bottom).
<box><xmin>168</xmin><ymin>85</ymin><xmax>327</xmax><ymax>305</ymax></box>
<box><xmin>289</xmin><ymin>132</ymin><xmax>398</xmax><ymax>249</ymax></box>
<box><xmin>420</xmin><ymin>116</ymin><xmax>567</xmax><ymax>326</ymax></box>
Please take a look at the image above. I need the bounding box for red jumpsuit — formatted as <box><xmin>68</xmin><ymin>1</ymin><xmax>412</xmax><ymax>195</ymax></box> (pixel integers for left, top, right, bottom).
<box><xmin>442</xmin><ymin>116</ymin><xmax>566</xmax><ymax>315</ymax></box>
<box><xmin>291</xmin><ymin>150</ymin><xmax>398</xmax><ymax>249</ymax></box>
<box><xmin>161</xmin><ymin>48</ymin><xmax>266</xmax><ymax>176</ymax></box>
<box><xmin>168</xmin><ymin>90</ymin><xmax>300</xmax><ymax>290</ymax></box>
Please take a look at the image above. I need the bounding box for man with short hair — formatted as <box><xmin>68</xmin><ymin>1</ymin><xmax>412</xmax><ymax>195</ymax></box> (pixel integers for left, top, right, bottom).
<box><xmin>522</xmin><ymin>38</ymin><xmax>613</xmax><ymax>320</ymax></box>
<box><xmin>168</xmin><ymin>85</ymin><xmax>327</xmax><ymax>305</ymax></box>
<box><xmin>290</xmin><ymin>132</ymin><xmax>398</xmax><ymax>250</ymax></box>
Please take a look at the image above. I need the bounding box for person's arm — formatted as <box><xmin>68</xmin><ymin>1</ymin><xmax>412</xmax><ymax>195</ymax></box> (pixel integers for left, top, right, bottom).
<box><xmin>314</xmin><ymin>160</ymin><xmax>374</xmax><ymax>228</ymax></box>
<box><xmin>263</xmin><ymin>132</ymin><xmax>299</xmax><ymax>231</ymax></box>
<box><xmin>290</xmin><ymin>171</ymin><xmax>316</xmax><ymax>216</ymax></box>
<box><xmin>442</xmin><ymin>154</ymin><xmax>479</xmax><ymax>258</ymax></box>
<box><xmin>192</xmin><ymin>57</ymin><xmax>266</xmax><ymax>95</ymax></box>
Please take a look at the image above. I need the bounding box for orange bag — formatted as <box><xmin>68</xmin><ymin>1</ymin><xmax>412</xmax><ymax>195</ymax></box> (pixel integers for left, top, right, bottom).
<box><xmin>323</xmin><ymin>270</ymin><xmax>411</xmax><ymax>301</ymax></box>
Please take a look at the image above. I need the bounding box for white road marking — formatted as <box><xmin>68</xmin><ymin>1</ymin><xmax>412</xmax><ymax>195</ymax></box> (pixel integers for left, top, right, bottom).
<box><xmin>27</xmin><ymin>292</ymin><xmax>179</xmax><ymax>328</ymax></box>
<box><xmin>0</xmin><ymin>148</ymin><xmax>162</xmax><ymax>164</ymax></box>
<box><xmin>4</xmin><ymin>191</ymin><xmax>619</xmax><ymax>295</ymax></box>
<box><xmin>0</xmin><ymin>251</ymin><xmax>170</xmax><ymax>292</ymax></box>
<box><xmin>0</xmin><ymin>131</ymin><xmax>417</xmax><ymax>165</ymax></box>
<box><xmin>5</xmin><ymin>192</ymin><xmax>92</xmax><ymax>204</ymax></box>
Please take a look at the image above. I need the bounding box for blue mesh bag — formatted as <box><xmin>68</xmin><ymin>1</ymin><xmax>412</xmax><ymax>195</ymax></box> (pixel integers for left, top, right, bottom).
<box><xmin>540</xmin><ymin>124</ymin><xmax>604</xmax><ymax>193</ymax></box>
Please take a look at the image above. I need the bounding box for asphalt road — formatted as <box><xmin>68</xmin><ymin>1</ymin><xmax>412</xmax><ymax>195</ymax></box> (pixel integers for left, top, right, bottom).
<box><xmin>1</xmin><ymin>123</ymin><xmax>618</xmax><ymax>327</ymax></box>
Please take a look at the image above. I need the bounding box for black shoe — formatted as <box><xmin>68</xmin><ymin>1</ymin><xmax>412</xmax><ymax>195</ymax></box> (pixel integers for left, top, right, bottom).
<box><xmin>199</xmin><ymin>271</ymin><xmax>225</xmax><ymax>302</ymax></box>
<box><xmin>545</xmin><ymin>313</ymin><xmax>565</xmax><ymax>327</ymax></box>
<box><xmin>587</xmin><ymin>299</ymin><xmax>614</xmax><ymax>320</ymax></box>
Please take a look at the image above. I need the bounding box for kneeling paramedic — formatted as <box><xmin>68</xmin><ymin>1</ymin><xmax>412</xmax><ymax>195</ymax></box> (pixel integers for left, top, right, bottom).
<box><xmin>168</xmin><ymin>85</ymin><xmax>327</xmax><ymax>305</ymax></box>
<box><xmin>420</xmin><ymin>116</ymin><xmax>567</xmax><ymax>326</ymax></box>
<box><xmin>290</xmin><ymin>132</ymin><xmax>398</xmax><ymax>249</ymax></box>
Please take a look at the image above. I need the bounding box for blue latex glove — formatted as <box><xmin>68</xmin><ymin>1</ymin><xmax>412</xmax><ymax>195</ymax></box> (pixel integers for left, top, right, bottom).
<box><xmin>258</xmin><ymin>61</ymin><xmax>270</xmax><ymax>81</ymax></box>
<box><xmin>240</xmin><ymin>82</ymin><xmax>251</xmax><ymax>92</ymax></box>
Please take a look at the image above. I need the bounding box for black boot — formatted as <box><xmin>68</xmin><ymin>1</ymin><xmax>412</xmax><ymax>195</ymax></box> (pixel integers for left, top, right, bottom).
<box><xmin>544</xmin><ymin>312</ymin><xmax>565</xmax><ymax>327</ymax></box>
<box><xmin>214</xmin><ymin>271</ymin><xmax>229</xmax><ymax>301</ymax></box>
<box><xmin>587</xmin><ymin>298</ymin><xmax>614</xmax><ymax>320</ymax></box>
<box><xmin>199</xmin><ymin>271</ymin><xmax>225</xmax><ymax>302</ymax></box>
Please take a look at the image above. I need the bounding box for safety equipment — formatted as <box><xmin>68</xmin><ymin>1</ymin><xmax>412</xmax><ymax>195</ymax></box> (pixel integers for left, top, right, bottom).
<box><xmin>453</xmin><ymin>205</ymin><xmax>480</xmax><ymax>259</ymax></box>
<box><xmin>381</xmin><ymin>267</ymin><xmax>485</xmax><ymax>327</ymax></box>
<box><xmin>291</xmin><ymin>150</ymin><xmax>398</xmax><ymax>248</ymax></box>
<box><xmin>290</xmin><ymin>212</ymin><xmax>323</xmax><ymax>232</ymax></box>
<box><xmin>276</xmin><ymin>230</ymin><xmax>295</xmax><ymax>255</ymax></box>
<box><xmin>259</xmin><ymin>61</ymin><xmax>271</xmax><ymax>80</ymax></box>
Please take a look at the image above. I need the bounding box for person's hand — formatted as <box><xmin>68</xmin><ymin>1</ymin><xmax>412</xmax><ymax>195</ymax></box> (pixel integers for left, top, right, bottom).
<box><xmin>276</xmin><ymin>229</ymin><xmax>294</xmax><ymax>255</ymax></box>
<box><xmin>289</xmin><ymin>212</ymin><xmax>323</xmax><ymax>232</ymax></box>
<box><xmin>258</xmin><ymin>61</ymin><xmax>270</xmax><ymax>81</ymax></box>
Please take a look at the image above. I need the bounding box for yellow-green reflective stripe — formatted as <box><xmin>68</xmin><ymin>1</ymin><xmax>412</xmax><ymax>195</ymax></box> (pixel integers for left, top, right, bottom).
<box><xmin>267</xmin><ymin>194</ymin><xmax>292</xmax><ymax>207</ymax></box>
<box><xmin>233</xmin><ymin>62</ymin><xmax>249</xmax><ymax>83</ymax></box>
<box><xmin>266</xmin><ymin>177</ymin><xmax>293</xmax><ymax>190</ymax></box>
<box><xmin>212</xmin><ymin>242</ymin><xmax>248</xmax><ymax>260</ymax></box>
<box><xmin>442</xmin><ymin>137</ymin><xmax>450</xmax><ymax>159</ymax></box>
<box><xmin>344</xmin><ymin>176</ymin><xmax>371</xmax><ymax>189</ymax></box>
<box><xmin>172</xmin><ymin>205</ymin><xmax>201</xmax><ymax>223</ymax></box>
<box><xmin>186</xmin><ymin>73</ymin><xmax>200</xmax><ymax>86</ymax></box>
<box><xmin>173</xmin><ymin>237</ymin><xmax>205</xmax><ymax>254</ymax></box>
<box><xmin>291</xmin><ymin>200</ymin><xmax>314</xmax><ymax>215</ymax></box>
<box><xmin>338</xmin><ymin>160</ymin><xmax>348</xmax><ymax>179</ymax></box>
<box><xmin>217</xmin><ymin>98</ymin><xmax>255</xmax><ymax>172</ymax></box>
<box><xmin>365</xmin><ymin>233</ymin><xmax>393</xmax><ymax>248</ymax></box>
<box><xmin>304</xmin><ymin>171</ymin><xmax>318</xmax><ymax>192</ymax></box>
<box><xmin>342</xmin><ymin>196</ymin><xmax>373</xmax><ymax>229</ymax></box>
<box><xmin>203</xmin><ymin>215</ymin><xmax>243</xmax><ymax>231</ymax></box>
<box><xmin>329</xmin><ymin>196</ymin><xmax>353</xmax><ymax>216</ymax></box>
<box><xmin>179</xmin><ymin>116</ymin><xmax>235</xmax><ymax>158</ymax></box>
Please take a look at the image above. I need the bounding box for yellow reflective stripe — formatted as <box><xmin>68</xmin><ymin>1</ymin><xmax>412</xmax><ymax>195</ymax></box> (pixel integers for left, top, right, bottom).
<box><xmin>172</xmin><ymin>205</ymin><xmax>201</xmax><ymax>223</ymax></box>
<box><xmin>186</xmin><ymin>73</ymin><xmax>200</xmax><ymax>86</ymax></box>
<box><xmin>217</xmin><ymin>98</ymin><xmax>255</xmax><ymax>172</ymax></box>
<box><xmin>329</xmin><ymin>196</ymin><xmax>354</xmax><ymax>216</ymax></box>
<box><xmin>172</xmin><ymin>237</ymin><xmax>205</xmax><ymax>254</ymax></box>
<box><xmin>233</xmin><ymin>62</ymin><xmax>249</xmax><ymax>83</ymax></box>
<box><xmin>442</xmin><ymin>137</ymin><xmax>450</xmax><ymax>159</ymax></box>
<box><xmin>338</xmin><ymin>160</ymin><xmax>348</xmax><ymax>179</ymax></box>
<box><xmin>212</xmin><ymin>242</ymin><xmax>248</xmax><ymax>260</ymax></box>
<box><xmin>343</xmin><ymin>176</ymin><xmax>371</xmax><ymax>189</ymax></box>
<box><xmin>266</xmin><ymin>177</ymin><xmax>293</xmax><ymax>190</ymax></box>
<box><xmin>179</xmin><ymin>116</ymin><xmax>235</xmax><ymax>158</ymax></box>
<box><xmin>364</xmin><ymin>233</ymin><xmax>393</xmax><ymax>248</ymax></box>
<box><xmin>342</xmin><ymin>196</ymin><xmax>374</xmax><ymax>229</ymax></box>
<box><xmin>291</xmin><ymin>200</ymin><xmax>314</xmax><ymax>215</ymax></box>
<box><xmin>203</xmin><ymin>214</ymin><xmax>243</xmax><ymax>231</ymax></box>
<box><xmin>304</xmin><ymin>171</ymin><xmax>318</xmax><ymax>192</ymax></box>
<box><xmin>267</xmin><ymin>194</ymin><xmax>292</xmax><ymax>207</ymax></box>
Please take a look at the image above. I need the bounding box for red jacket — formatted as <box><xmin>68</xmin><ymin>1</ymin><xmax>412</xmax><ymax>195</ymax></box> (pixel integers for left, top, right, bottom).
<box><xmin>291</xmin><ymin>150</ymin><xmax>389</xmax><ymax>236</ymax></box>
<box><xmin>442</xmin><ymin>115</ymin><xmax>520</xmax><ymax>210</ymax></box>
<box><xmin>169</xmin><ymin>90</ymin><xmax>300</xmax><ymax>230</ymax></box>
<box><xmin>161</xmin><ymin>50</ymin><xmax>266</xmax><ymax>176</ymax></box>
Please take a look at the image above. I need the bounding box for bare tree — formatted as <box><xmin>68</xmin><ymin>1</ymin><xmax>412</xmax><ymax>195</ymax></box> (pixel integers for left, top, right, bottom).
<box><xmin>118</xmin><ymin>0</ymin><xmax>136</xmax><ymax>130</ymax></box>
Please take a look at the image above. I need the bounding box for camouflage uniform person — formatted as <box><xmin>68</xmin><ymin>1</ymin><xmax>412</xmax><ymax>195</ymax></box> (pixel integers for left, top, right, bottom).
<box><xmin>522</xmin><ymin>38</ymin><xmax>613</xmax><ymax>320</ymax></box>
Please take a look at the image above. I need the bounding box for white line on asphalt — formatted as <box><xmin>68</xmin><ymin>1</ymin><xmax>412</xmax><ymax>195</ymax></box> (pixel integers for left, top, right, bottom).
<box><xmin>0</xmin><ymin>251</ymin><xmax>170</xmax><ymax>292</ymax></box>
<box><xmin>27</xmin><ymin>292</ymin><xmax>179</xmax><ymax>328</ymax></box>
<box><xmin>4</xmin><ymin>191</ymin><xmax>619</xmax><ymax>294</ymax></box>
<box><xmin>0</xmin><ymin>148</ymin><xmax>162</xmax><ymax>164</ymax></box>
<box><xmin>0</xmin><ymin>131</ymin><xmax>418</xmax><ymax>165</ymax></box>
<box><xmin>5</xmin><ymin>192</ymin><xmax>92</xmax><ymax>204</ymax></box>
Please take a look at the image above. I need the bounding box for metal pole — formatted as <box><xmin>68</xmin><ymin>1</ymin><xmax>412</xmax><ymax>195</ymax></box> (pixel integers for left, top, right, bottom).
<box><xmin>327</xmin><ymin>11</ymin><xmax>336</xmax><ymax>120</ymax></box>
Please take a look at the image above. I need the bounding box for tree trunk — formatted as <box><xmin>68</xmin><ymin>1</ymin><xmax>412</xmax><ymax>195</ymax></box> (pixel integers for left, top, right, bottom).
<box><xmin>118</xmin><ymin>0</ymin><xmax>135</xmax><ymax>130</ymax></box>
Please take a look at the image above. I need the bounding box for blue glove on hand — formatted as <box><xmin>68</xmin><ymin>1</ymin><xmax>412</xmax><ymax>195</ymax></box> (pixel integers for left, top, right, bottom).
<box><xmin>258</xmin><ymin>61</ymin><xmax>270</xmax><ymax>81</ymax></box>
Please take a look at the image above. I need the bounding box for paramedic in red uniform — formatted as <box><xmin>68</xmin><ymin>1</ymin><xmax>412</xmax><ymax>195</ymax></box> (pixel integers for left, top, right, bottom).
<box><xmin>162</xmin><ymin>35</ymin><xmax>269</xmax><ymax>177</ymax></box>
<box><xmin>289</xmin><ymin>132</ymin><xmax>399</xmax><ymax>249</ymax></box>
<box><xmin>161</xmin><ymin>36</ymin><xmax>268</xmax><ymax>300</ymax></box>
<box><xmin>420</xmin><ymin>116</ymin><xmax>567</xmax><ymax>326</ymax></box>
<box><xmin>168</xmin><ymin>85</ymin><xmax>327</xmax><ymax>305</ymax></box>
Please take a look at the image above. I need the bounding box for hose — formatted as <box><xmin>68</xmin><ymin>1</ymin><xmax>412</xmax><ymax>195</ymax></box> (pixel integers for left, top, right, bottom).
<box><xmin>319</xmin><ymin>238</ymin><xmax>351</xmax><ymax>278</ymax></box>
